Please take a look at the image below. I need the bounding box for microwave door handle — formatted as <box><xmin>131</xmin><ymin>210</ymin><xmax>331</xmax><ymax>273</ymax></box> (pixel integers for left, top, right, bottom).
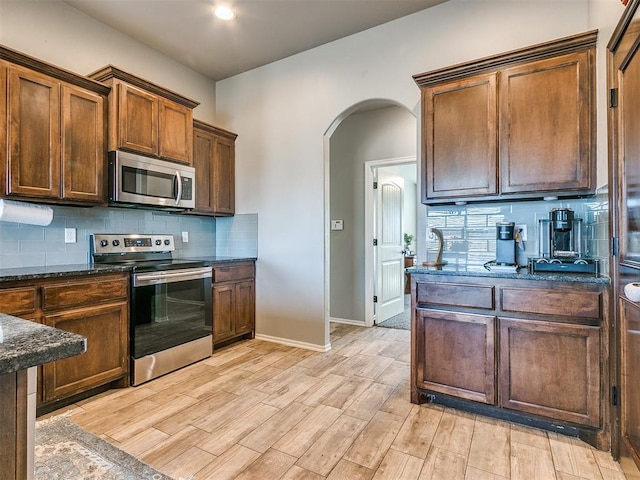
<box><xmin>175</xmin><ymin>170</ymin><xmax>183</xmax><ymax>205</ymax></box>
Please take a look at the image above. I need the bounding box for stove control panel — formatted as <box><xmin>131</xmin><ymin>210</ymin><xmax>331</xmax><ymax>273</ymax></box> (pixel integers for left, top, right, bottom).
<box><xmin>92</xmin><ymin>234</ymin><xmax>175</xmax><ymax>255</ymax></box>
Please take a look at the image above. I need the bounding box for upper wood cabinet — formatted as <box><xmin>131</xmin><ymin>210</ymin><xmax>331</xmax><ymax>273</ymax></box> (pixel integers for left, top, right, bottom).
<box><xmin>414</xmin><ymin>31</ymin><xmax>597</xmax><ymax>204</ymax></box>
<box><xmin>0</xmin><ymin>47</ymin><xmax>109</xmax><ymax>205</ymax></box>
<box><xmin>193</xmin><ymin>119</ymin><xmax>237</xmax><ymax>216</ymax></box>
<box><xmin>89</xmin><ymin>66</ymin><xmax>198</xmax><ymax>165</ymax></box>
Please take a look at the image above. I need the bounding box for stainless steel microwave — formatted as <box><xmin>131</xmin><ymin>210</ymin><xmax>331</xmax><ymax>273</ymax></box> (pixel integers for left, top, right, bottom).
<box><xmin>109</xmin><ymin>151</ymin><xmax>195</xmax><ymax>210</ymax></box>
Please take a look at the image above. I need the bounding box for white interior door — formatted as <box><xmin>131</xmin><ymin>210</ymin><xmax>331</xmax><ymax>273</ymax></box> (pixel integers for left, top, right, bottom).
<box><xmin>376</xmin><ymin>173</ymin><xmax>404</xmax><ymax>323</ymax></box>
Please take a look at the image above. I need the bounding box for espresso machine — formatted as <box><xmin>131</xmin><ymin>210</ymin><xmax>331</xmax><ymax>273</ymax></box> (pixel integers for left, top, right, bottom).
<box><xmin>530</xmin><ymin>208</ymin><xmax>598</xmax><ymax>274</ymax></box>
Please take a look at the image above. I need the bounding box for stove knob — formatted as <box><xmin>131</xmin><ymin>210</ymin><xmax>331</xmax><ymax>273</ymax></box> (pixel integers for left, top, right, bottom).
<box><xmin>164</xmin><ymin>239</ymin><xmax>171</xmax><ymax>245</ymax></box>
<box><xmin>100</xmin><ymin>240</ymin><xmax>108</xmax><ymax>247</ymax></box>
<box><xmin>155</xmin><ymin>239</ymin><xmax>162</xmax><ymax>246</ymax></box>
<box><xmin>112</xmin><ymin>240</ymin><xmax>120</xmax><ymax>247</ymax></box>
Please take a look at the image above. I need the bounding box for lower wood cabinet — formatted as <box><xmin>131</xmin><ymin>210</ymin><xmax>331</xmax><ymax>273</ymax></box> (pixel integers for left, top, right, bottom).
<box><xmin>415</xmin><ymin>309</ymin><xmax>495</xmax><ymax>404</ymax></box>
<box><xmin>42</xmin><ymin>302</ymin><xmax>127</xmax><ymax>403</ymax></box>
<box><xmin>498</xmin><ymin>316</ymin><xmax>600</xmax><ymax>427</ymax></box>
<box><xmin>212</xmin><ymin>262</ymin><xmax>255</xmax><ymax>346</ymax></box>
<box><xmin>411</xmin><ymin>273</ymin><xmax>608</xmax><ymax>449</ymax></box>
<box><xmin>0</xmin><ymin>273</ymin><xmax>129</xmax><ymax>409</ymax></box>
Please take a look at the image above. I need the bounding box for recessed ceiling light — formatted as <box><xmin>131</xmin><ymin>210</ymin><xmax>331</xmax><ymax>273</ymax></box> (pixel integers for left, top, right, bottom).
<box><xmin>214</xmin><ymin>5</ymin><xmax>235</xmax><ymax>21</ymax></box>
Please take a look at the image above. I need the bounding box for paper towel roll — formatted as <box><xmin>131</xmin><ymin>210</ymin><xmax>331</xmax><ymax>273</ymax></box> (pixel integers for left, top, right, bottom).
<box><xmin>624</xmin><ymin>282</ymin><xmax>640</xmax><ymax>302</ymax></box>
<box><xmin>0</xmin><ymin>199</ymin><xmax>53</xmax><ymax>226</ymax></box>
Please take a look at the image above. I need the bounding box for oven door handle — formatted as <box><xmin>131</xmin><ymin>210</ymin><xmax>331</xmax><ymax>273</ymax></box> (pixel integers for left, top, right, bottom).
<box><xmin>133</xmin><ymin>267</ymin><xmax>212</xmax><ymax>286</ymax></box>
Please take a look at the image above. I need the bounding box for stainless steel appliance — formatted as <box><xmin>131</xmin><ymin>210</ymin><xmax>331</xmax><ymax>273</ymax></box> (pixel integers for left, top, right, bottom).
<box><xmin>530</xmin><ymin>208</ymin><xmax>598</xmax><ymax>274</ymax></box>
<box><xmin>91</xmin><ymin>233</ymin><xmax>212</xmax><ymax>385</ymax></box>
<box><xmin>496</xmin><ymin>222</ymin><xmax>517</xmax><ymax>265</ymax></box>
<box><xmin>109</xmin><ymin>151</ymin><xmax>196</xmax><ymax>210</ymax></box>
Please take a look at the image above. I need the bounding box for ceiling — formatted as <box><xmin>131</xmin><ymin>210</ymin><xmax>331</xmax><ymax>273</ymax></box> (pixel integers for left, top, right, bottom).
<box><xmin>63</xmin><ymin>0</ymin><xmax>447</xmax><ymax>81</ymax></box>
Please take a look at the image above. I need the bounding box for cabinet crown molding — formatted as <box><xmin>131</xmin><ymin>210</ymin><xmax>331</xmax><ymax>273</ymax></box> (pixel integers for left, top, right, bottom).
<box><xmin>413</xmin><ymin>30</ymin><xmax>598</xmax><ymax>87</ymax></box>
<box><xmin>0</xmin><ymin>44</ymin><xmax>110</xmax><ymax>95</ymax></box>
<box><xmin>88</xmin><ymin>65</ymin><xmax>200</xmax><ymax>109</ymax></box>
<box><xmin>194</xmin><ymin>119</ymin><xmax>238</xmax><ymax>141</ymax></box>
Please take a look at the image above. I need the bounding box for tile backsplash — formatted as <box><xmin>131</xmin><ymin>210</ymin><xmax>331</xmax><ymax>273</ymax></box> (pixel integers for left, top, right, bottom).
<box><xmin>0</xmin><ymin>205</ymin><xmax>258</xmax><ymax>269</ymax></box>
<box><xmin>425</xmin><ymin>189</ymin><xmax>609</xmax><ymax>275</ymax></box>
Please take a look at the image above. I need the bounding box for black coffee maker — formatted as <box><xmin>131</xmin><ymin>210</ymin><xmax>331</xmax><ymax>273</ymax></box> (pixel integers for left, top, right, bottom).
<box><xmin>547</xmin><ymin>208</ymin><xmax>583</xmax><ymax>258</ymax></box>
<box><xmin>496</xmin><ymin>222</ymin><xmax>517</xmax><ymax>265</ymax></box>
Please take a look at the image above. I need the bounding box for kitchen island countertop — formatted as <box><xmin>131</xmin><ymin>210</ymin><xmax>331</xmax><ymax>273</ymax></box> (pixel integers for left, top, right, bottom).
<box><xmin>0</xmin><ymin>313</ymin><xmax>86</xmax><ymax>374</ymax></box>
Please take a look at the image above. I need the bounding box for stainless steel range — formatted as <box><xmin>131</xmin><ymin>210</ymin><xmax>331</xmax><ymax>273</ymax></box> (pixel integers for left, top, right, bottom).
<box><xmin>91</xmin><ymin>233</ymin><xmax>212</xmax><ymax>385</ymax></box>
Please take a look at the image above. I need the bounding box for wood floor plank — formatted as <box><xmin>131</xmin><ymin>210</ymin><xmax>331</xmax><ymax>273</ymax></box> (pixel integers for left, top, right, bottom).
<box><xmin>375</xmin><ymin>360</ymin><xmax>411</xmax><ymax>387</ymax></box>
<box><xmin>140</xmin><ymin>424</ymin><xmax>210</xmax><ymax>468</ymax></box>
<box><xmin>344</xmin><ymin>382</ymin><xmax>396</xmax><ymax>421</ymax></box>
<box><xmin>510</xmin><ymin>423</ymin><xmax>550</xmax><ymax>450</ymax></box>
<box><xmin>418</xmin><ymin>446</ymin><xmax>466</xmax><ymax>480</ymax></box>
<box><xmin>371</xmin><ymin>448</ymin><xmax>423</xmax><ymax>480</ymax></box>
<box><xmin>273</xmin><ymin>404</ymin><xmax>344</xmax><ymax>458</ymax></box>
<box><xmin>281</xmin><ymin>465</ymin><xmax>325</xmax><ymax>480</ymax></box>
<box><xmin>344</xmin><ymin>411</ymin><xmax>405</xmax><ymax>470</ymax></box>
<box><xmin>197</xmin><ymin>402</ymin><xmax>279</xmax><ymax>456</ymax></box>
<box><xmin>592</xmin><ymin>448</ymin><xmax>625</xmax><ymax>473</ymax></box>
<box><xmin>239</xmin><ymin>401</ymin><xmax>315</xmax><ymax>453</ymax></box>
<box><xmin>380</xmin><ymin>381</ymin><xmax>414</xmax><ymax>419</ymax></box>
<box><xmin>296</xmin><ymin>413</ymin><xmax>367</xmax><ymax>476</ymax></box>
<box><xmin>548</xmin><ymin>433</ymin><xmax>601</xmax><ymax>480</ymax></box>
<box><xmin>195</xmin><ymin>444</ymin><xmax>261</xmax><ymax>480</ymax></box>
<box><xmin>510</xmin><ymin>441</ymin><xmax>557</xmax><ymax>480</ymax></box>
<box><xmin>392</xmin><ymin>405</ymin><xmax>443</xmax><ymax>459</ymax></box>
<box><xmin>157</xmin><ymin>445</ymin><xmax>216</xmax><ymax>479</ymax></box>
<box><xmin>467</xmin><ymin>417</ymin><xmax>510</xmax><ymax>478</ymax></box>
<box><xmin>105</xmin><ymin>394</ymin><xmax>199</xmax><ymax>442</ymax></box>
<box><xmin>329</xmin><ymin>353</ymin><xmax>395</xmax><ymax>380</ymax></box>
<box><xmin>321</xmin><ymin>376</ymin><xmax>373</xmax><ymax>410</ymax></box>
<box><xmin>195</xmin><ymin>390</ymin><xmax>269</xmax><ymax>433</ymax></box>
<box><xmin>430</xmin><ymin>408</ymin><xmax>475</xmax><ymax>457</ymax></box>
<box><xmin>296</xmin><ymin>373</ymin><xmax>347</xmax><ymax>407</ymax></box>
<box><xmin>465</xmin><ymin>465</ymin><xmax>509</xmax><ymax>480</ymax></box>
<box><xmin>152</xmin><ymin>390</ymin><xmax>237</xmax><ymax>435</ymax></box>
<box><xmin>116</xmin><ymin>426</ymin><xmax>170</xmax><ymax>457</ymax></box>
<box><xmin>326</xmin><ymin>459</ymin><xmax>376</xmax><ymax>479</ymax></box>
<box><xmin>234</xmin><ymin>449</ymin><xmax>298</xmax><ymax>479</ymax></box>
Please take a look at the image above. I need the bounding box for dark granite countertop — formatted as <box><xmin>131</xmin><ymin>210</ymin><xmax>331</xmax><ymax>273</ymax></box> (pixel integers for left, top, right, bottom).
<box><xmin>181</xmin><ymin>256</ymin><xmax>257</xmax><ymax>265</ymax></box>
<box><xmin>407</xmin><ymin>266</ymin><xmax>610</xmax><ymax>285</ymax></box>
<box><xmin>0</xmin><ymin>314</ymin><xmax>86</xmax><ymax>374</ymax></box>
<box><xmin>0</xmin><ymin>257</ymin><xmax>256</xmax><ymax>283</ymax></box>
<box><xmin>0</xmin><ymin>263</ymin><xmax>132</xmax><ymax>283</ymax></box>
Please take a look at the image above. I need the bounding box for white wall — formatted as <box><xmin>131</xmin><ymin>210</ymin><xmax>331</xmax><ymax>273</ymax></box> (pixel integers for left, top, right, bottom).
<box><xmin>217</xmin><ymin>0</ymin><xmax>622</xmax><ymax>349</ymax></box>
<box><xmin>0</xmin><ymin>0</ymin><xmax>217</xmax><ymax>123</ymax></box>
<box><xmin>329</xmin><ymin>106</ymin><xmax>416</xmax><ymax>324</ymax></box>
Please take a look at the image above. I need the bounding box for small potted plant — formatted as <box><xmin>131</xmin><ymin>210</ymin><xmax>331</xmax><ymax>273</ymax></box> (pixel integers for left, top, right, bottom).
<box><xmin>403</xmin><ymin>233</ymin><xmax>414</xmax><ymax>253</ymax></box>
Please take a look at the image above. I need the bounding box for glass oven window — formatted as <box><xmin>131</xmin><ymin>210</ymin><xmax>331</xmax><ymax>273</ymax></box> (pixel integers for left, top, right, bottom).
<box><xmin>131</xmin><ymin>276</ymin><xmax>212</xmax><ymax>358</ymax></box>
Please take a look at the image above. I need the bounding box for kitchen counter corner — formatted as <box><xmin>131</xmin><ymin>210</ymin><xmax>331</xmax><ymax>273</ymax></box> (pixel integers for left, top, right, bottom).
<box><xmin>0</xmin><ymin>314</ymin><xmax>86</xmax><ymax>374</ymax></box>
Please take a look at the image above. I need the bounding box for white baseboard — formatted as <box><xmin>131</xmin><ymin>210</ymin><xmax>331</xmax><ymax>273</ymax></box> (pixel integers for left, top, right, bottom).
<box><xmin>330</xmin><ymin>317</ymin><xmax>366</xmax><ymax>327</ymax></box>
<box><xmin>254</xmin><ymin>333</ymin><xmax>330</xmax><ymax>352</ymax></box>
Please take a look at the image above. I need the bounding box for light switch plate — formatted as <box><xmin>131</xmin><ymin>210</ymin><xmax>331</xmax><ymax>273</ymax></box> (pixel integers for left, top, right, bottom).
<box><xmin>64</xmin><ymin>228</ymin><xmax>76</xmax><ymax>244</ymax></box>
<box><xmin>181</xmin><ymin>231</ymin><xmax>189</xmax><ymax>242</ymax></box>
<box><xmin>331</xmin><ymin>220</ymin><xmax>344</xmax><ymax>231</ymax></box>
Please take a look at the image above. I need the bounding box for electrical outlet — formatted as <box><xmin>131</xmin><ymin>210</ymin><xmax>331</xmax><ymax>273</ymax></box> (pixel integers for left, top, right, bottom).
<box><xmin>181</xmin><ymin>231</ymin><xmax>189</xmax><ymax>242</ymax></box>
<box><xmin>64</xmin><ymin>227</ymin><xmax>77</xmax><ymax>244</ymax></box>
<box><xmin>515</xmin><ymin>224</ymin><xmax>527</xmax><ymax>241</ymax></box>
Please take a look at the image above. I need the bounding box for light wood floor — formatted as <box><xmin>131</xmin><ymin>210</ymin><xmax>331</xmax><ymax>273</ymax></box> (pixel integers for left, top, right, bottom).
<box><xmin>49</xmin><ymin>323</ymin><xmax>631</xmax><ymax>480</ymax></box>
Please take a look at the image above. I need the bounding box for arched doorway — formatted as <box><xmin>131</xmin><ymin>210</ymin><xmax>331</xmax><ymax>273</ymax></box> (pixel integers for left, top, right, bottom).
<box><xmin>324</xmin><ymin>100</ymin><xmax>417</xmax><ymax>340</ymax></box>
